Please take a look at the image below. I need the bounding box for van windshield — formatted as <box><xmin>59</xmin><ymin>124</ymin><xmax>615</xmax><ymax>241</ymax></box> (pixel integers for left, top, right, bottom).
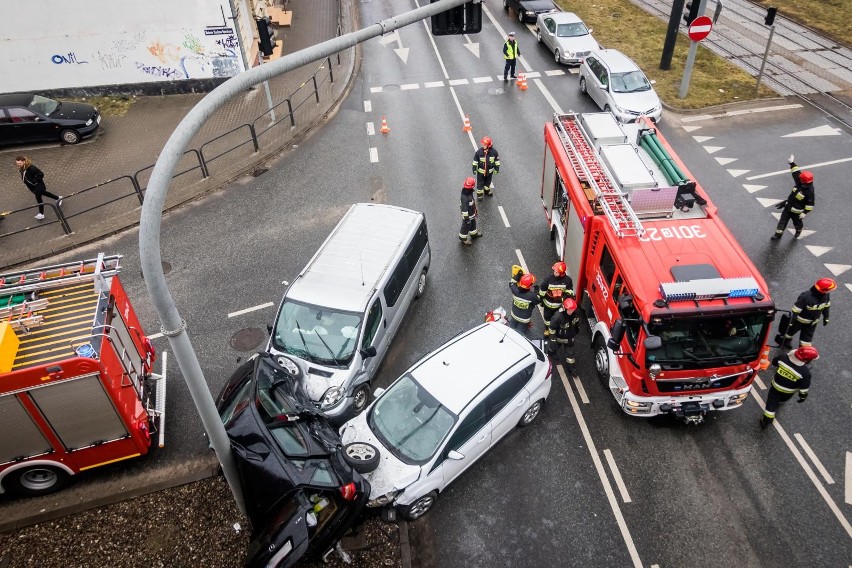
<box><xmin>272</xmin><ymin>300</ymin><xmax>362</xmax><ymax>368</ymax></box>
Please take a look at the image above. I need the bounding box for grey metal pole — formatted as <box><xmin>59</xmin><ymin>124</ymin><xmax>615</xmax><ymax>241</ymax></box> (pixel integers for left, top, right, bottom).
<box><xmin>139</xmin><ymin>0</ymin><xmax>470</xmax><ymax>519</ymax></box>
<box><xmin>678</xmin><ymin>39</ymin><xmax>699</xmax><ymax>99</ymax></box>
<box><xmin>257</xmin><ymin>55</ymin><xmax>277</xmax><ymax>124</ymax></box>
<box><xmin>755</xmin><ymin>24</ymin><xmax>776</xmax><ymax>94</ymax></box>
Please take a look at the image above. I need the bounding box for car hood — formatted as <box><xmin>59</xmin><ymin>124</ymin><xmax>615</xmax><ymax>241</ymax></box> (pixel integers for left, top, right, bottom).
<box><xmin>50</xmin><ymin>102</ymin><xmax>97</xmax><ymax>121</ymax></box>
<box><xmin>555</xmin><ymin>34</ymin><xmax>599</xmax><ymax>54</ymax></box>
<box><xmin>340</xmin><ymin>411</ymin><xmax>421</xmax><ymax>500</ymax></box>
<box><xmin>272</xmin><ymin>353</ymin><xmax>348</xmax><ymax>404</ymax></box>
<box><xmin>520</xmin><ymin>0</ymin><xmax>557</xmax><ymax>12</ymax></box>
<box><xmin>611</xmin><ymin>89</ymin><xmax>661</xmax><ymax>113</ymax></box>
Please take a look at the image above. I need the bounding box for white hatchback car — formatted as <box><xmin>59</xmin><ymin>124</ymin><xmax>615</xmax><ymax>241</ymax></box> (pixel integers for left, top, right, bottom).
<box><xmin>579</xmin><ymin>49</ymin><xmax>662</xmax><ymax>123</ymax></box>
<box><xmin>339</xmin><ymin>322</ymin><xmax>552</xmax><ymax>521</ymax></box>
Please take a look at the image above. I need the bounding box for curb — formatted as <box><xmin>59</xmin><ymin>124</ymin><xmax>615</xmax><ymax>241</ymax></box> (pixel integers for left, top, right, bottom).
<box><xmin>398</xmin><ymin>518</ymin><xmax>412</xmax><ymax>568</ymax></box>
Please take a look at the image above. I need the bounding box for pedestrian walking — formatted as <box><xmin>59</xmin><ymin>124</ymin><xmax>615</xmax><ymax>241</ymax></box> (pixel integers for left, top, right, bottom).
<box><xmin>546</xmin><ymin>298</ymin><xmax>581</xmax><ymax>377</ymax></box>
<box><xmin>503</xmin><ymin>31</ymin><xmax>520</xmax><ymax>81</ymax></box>
<box><xmin>15</xmin><ymin>156</ymin><xmax>63</xmax><ymax>220</ymax></box>
<box><xmin>774</xmin><ymin>278</ymin><xmax>834</xmax><ymax>348</ymax></box>
<box><xmin>459</xmin><ymin>177</ymin><xmax>482</xmax><ymax>245</ymax></box>
<box><xmin>539</xmin><ymin>261</ymin><xmax>574</xmax><ymax>333</ymax></box>
<box><xmin>759</xmin><ymin>346</ymin><xmax>818</xmax><ymax>429</ymax></box>
<box><xmin>472</xmin><ymin>136</ymin><xmax>500</xmax><ymax>200</ymax></box>
<box><xmin>771</xmin><ymin>154</ymin><xmax>814</xmax><ymax>241</ymax></box>
<box><xmin>508</xmin><ymin>266</ymin><xmax>540</xmax><ymax>336</ymax></box>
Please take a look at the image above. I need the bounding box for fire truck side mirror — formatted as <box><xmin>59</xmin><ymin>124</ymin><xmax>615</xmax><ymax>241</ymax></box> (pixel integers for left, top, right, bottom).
<box><xmin>607</xmin><ymin>320</ymin><xmax>625</xmax><ymax>351</ymax></box>
<box><xmin>643</xmin><ymin>335</ymin><xmax>662</xmax><ymax>351</ymax></box>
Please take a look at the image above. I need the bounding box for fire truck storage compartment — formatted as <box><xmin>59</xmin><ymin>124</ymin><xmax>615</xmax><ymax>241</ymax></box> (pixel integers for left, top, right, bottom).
<box><xmin>579</xmin><ymin>112</ymin><xmax>628</xmax><ymax>151</ymax></box>
<box><xmin>598</xmin><ymin>144</ymin><xmax>657</xmax><ymax>196</ymax></box>
<box><xmin>0</xmin><ymin>394</ymin><xmax>52</xmax><ymax>464</ymax></box>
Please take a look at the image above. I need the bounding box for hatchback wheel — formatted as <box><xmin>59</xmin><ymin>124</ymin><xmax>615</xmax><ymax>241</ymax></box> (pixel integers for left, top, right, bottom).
<box><xmin>554</xmin><ymin>49</ymin><xmax>561</xmax><ymax>64</ymax></box>
<box><xmin>343</xmin><ymin>442</ymin><xmax>380</xmax><ymax>474</ymax></box>
<box><xmin>400</xmin><ymin>491</ymin><xmax>437</xmax><ymax>521</ymax></box>
<box><xmin>579</xmin><ymin>76</ymin><xmax>587</xmax><ymax>95</ymax></box>
<box><xmin>60</xmin><ymin>129</ymin><xmax>81</xmax><ymax>144</ymax></box>
<box><xmin>352</xmin><ymin>383</ymin><xmax>371</xmax><ymax>414</ymax></box>
<box><xmin>518</xmin><ymin>400</ymin><xmax>544</xmax><ymax>427</ymax></box>
<box><xmin>536</xmin><ymin>29</ymin><xmax>542</xmax><ymax>42</ymax></box>
<box><xmin>518</xmin><ymin>11</ymin><xmax>524</xmax><ymax>23</ymax></box>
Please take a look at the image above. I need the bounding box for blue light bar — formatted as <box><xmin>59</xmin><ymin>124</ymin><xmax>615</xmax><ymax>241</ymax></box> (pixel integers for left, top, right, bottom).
<box><xmin>660</xmin><ymin>277</ymin><xmax>761</xmax><ymax>302</ymax></box>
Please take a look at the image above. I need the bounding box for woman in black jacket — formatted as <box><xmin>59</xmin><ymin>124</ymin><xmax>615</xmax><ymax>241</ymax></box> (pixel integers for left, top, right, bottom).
<box><xmin>15</xmin><ymin>155</ymin><xmax>62</xmax><ymax>220</ymax></box>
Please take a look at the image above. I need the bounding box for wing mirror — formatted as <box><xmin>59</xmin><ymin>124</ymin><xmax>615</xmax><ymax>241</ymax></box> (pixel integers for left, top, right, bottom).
<box><xmin>607</xmin><ymin>320</ymin><xmax>625</xmax><ymax>351</ymax></box>
<box><xmin>359</xmin><ymin>346</ymin><xmax>377</xmax><ymax>359</ymax></box>
<box><xmin>447</xmin><ymin>450</ymin><xmax>465</xmax><ymax>461</ymax></box>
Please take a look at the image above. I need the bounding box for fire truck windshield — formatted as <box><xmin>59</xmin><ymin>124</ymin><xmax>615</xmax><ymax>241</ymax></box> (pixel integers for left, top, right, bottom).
<box><xmin>272</xmin><ymin>300</ymin><xmax>362</xmax><ymax>368</ymax></box>
<box><xmin>645</xmin><ymin>312</ymin><xmax>771</xmax><ymax>370</ymax></box>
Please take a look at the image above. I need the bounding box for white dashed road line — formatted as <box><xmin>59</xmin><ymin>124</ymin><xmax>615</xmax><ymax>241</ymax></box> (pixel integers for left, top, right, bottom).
<box><xmin>498</xmin><ymin>205</ymin><xmax>511</xmax><ymax>228</ymax></box>
<box><xmin>746</xmin><ymin>156</ymin><xmax>852</xmax><ymax>180</ymax></box>
<box><xmin>369</xmin><ymin>147</ymin><xmax>379</xmax><ymax>163</ymax></box>
<box><xmin>363</xmin><ymin>100</ymin><xmax>372</xmax><ymax>113</ymax></box>
<box><xmin>366</xmin><ymin>122</ymin><xmax>375</xmax><ymax>136</ymax></box>
<box><xmin>573</xmin><ymin>375</ymin><xmax>589</xmax><ymax>404</ymax></box>
<box><xmin>227</xmin><ymin>302</ymin><xmax>275</xmax><ymax>319</ymax></box>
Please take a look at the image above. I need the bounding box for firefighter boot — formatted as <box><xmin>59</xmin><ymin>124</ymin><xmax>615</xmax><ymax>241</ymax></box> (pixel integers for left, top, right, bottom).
<box><xmin>759</xmin><ymin>415</ymin><xmax>773</xmax><ymax>430</ymax></box>
<box><xmin>476</xmin><ymin>188</ymin><xmax>485</xmax><ymax>201</ymax></box>
<box><xmin>485</xmin><ymin>182</ymin><xmax>495</xmax><ymax>197</ymax></box>
<box><xmin>770</xmin><ymin>232</ymin><xmax>782</xmax><ymax>241</ymax></box>
<box><xmin>461</xmin><ymin>235</ymin><xmax>473</xmax><ymax>246</ymax></box>
<box><xmin>795</xmin><ymin>229</ymin><xmax>802</xmax><ymax>239</ymax></box>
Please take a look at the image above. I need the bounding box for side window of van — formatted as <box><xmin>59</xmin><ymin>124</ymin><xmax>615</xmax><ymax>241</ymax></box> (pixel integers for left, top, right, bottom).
<box><xmin>383</xmin><ymin>219</ymin><xmax>429</xmax><ymax>307</ymax></box>
<box><xmin>362</xmin><ymin>299</ymin><xmax>382</xmax><ymax>349</ymax></box>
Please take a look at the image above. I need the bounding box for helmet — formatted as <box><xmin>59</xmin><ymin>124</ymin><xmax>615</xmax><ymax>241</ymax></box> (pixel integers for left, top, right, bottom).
<box><xmin>799</xmin><ymin>170</ymin><xmax>814</xmax><ymax>184</ymax></box>
<box><xmin>518</xmin><ymin>273</ymin><xmax>536</xmax><ymax>290</ymax></box>
<box><xmin>463</xmin><ymin>176</ymin><xmax>476</xmax><ymax>189</ymax></box>
<box><xmin>480</xmin><ymin>136</ymin><xmax>492</xmax><ymax>148</ymax></box>
<box><xmin>562</xmin><ymin>298</ymin><xmax>577</xmax><ymax>312</ymax></box>
<box><xmin>552</xmin><ymin>261</ymin><xmax>567</xmax><ymax>276</ymax></box>
<box><xmin>814</xmin><ymin>277</ymin><xmax>836</xmax><ymax>293</ymax></box>
<box><xmin>795</xmin><ymin>345</ymin><xmax>819</xmax><ymax>362</ymax></box>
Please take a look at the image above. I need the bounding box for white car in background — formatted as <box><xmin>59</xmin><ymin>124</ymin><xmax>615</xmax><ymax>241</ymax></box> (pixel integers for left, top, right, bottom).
<box><xmin>339</xmin><ymin>322</ymin><xmax>552</xmax><ymax>520</ymax></box>
<box><xmin>579</xmin><ymin>49</ymin><xmax>663</xmax><ymax>123</ymax></box>
<box><xmin>536</xmin><ymin>12</ymin><xmax>600</xmax><ymax>65</ymax></box>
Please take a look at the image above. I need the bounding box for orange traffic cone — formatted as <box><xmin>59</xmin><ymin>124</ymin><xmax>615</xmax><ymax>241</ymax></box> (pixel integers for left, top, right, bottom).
<box><xmin>380</xmin><ymin>116</ymin><xmax>390</xmax><ymax>134</ymax></box>
<box><xmin>462</xmin><ymin>115</ymin><xmax>472</xmax><ymax>132</ymax></box>
<box><xmin>517</xmin><ymin>73</ymin><xmax>528</xmax><ymax>91</ymax></box>
<box><xmin>759</xmin><ymin>346</ymin><xmax>770</xmax><ymax>370</ymax></box>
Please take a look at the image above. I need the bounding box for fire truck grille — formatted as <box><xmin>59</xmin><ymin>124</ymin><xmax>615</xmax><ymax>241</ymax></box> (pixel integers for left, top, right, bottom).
<box><xmin>656</xmin><ymin>375</ymin><xmax>738</xmax><ymax>393</ymax></box>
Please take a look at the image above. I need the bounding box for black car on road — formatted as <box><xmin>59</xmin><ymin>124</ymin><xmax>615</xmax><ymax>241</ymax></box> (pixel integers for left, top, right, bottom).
<box><xmin>216</xmin><ymin>353</ymin><xmax>372</xmax><ymax>568</ymax></box>
<box><xmin>0</xmin><ymin>93</ymin><xmax>100</xmax><ymax>146</ymax></box>
<box><xmin>503</xmin><ymin>0</ymin><xmax>558</xmax><ymax>23</ymax></box>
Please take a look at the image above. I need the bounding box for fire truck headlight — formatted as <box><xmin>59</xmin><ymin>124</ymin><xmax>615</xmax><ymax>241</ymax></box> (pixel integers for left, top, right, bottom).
<box><xmin>648</xmin><ymin>363</ymin><xmax>661</xmax><ymax>379</ymax></box>
<box><xmin>624</xmin><ymin>400</ymin><xmax>651</xmax><ymax>414</ymax></box>
<box><xmin>728</xmin><ymin>393</ymin><xmax>749</xmax><ymax>406</ymax></box>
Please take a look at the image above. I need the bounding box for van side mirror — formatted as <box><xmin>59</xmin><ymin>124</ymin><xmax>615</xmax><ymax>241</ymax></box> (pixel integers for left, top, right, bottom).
<box><xmin>644</xmin><ymin>335</ymin><xmax>662</xmax><ymax>350</ymax></box>
<box><xmin>359</xmin><ymin>346</ymin><xmax>377</xmax><ymax>358</ymax></box>
<box><xmin>374</xmin><ymin>387</ymin><xmax>385</xmax><ymax>398</ymax></box>
<box><xmin>447</xmin><ymin>450</ymin><xmax>464</xmax><ymax>461</ymax></box>
<box><xmin>607</xmin><ymin>320</ymin><xmax>625</xmax><ymax>351</ymax></box>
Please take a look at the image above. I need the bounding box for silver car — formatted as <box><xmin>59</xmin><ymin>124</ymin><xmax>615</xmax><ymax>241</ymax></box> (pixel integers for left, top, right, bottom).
<box><xmin>535</xmin><ymin>12</ymin><xmax>599</xmax><ymax>65</ymax></box>
<box><xmin>579</xmin><ymin>49</ymin><xmax>662</xmax><ymax>123</ymax></box>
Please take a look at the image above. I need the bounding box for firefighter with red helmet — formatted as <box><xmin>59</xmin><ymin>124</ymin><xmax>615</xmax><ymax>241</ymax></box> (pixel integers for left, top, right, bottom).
<box><xmin>539</xmin><ymin>261</ymin><xmax>575</xmax><ymax>333</ymax></box>
<box><xmin>775</xmin><ymin>278</ymin><xmax>834</xmax><ymax>348</ymax></box>
<box><xmin>760</xmin><ymin>346</ymin><xmax>818</xmax><ymax>429</ymax></box>
<box><xmin>772</xmin><ymin>155</ymin><xmax>815</xmax><ymax>240</ymax></box>
<box><xmin>472</xmin><ymin>136</ymin><xmax>500</xmax><ymax>200</ymax></box>
<box><xmin>547</xmin><ymin>298</ymin><xmax>581</xmax><ymax>376</ymax></box>
<box><xmin>459</xmin><ymin>177</ymin><xmax>482</xmax><ymax>245</ymax></box>
<box><xmin>509</xmin><ymin>266</ymin><xmax>540</xmax><ymax>336</ymax></box>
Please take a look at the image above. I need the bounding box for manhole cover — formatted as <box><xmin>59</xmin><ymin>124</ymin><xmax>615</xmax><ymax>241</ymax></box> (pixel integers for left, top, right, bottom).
<box><xmin>230</xmin><ymin>327</ymin><xmax>266</xmax><ymax>351</ymax></box>
<box><xmin>139</xmin><ymin>261</ymin><xmax>172</xmax><ymax>279</ymax></box>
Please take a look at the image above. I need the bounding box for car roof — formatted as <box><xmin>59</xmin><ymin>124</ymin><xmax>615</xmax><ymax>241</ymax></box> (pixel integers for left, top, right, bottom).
<box><xmin>0</xmin><ymin>93</ymin><xmax>35</xmax><ymax>107</ymax></box>
<box><xmin>546</xmin><ymin>11</ymin><xmax>584</xmax><ymax>24</ymax></box>
<box><xmin>589</xmin><ymin>49</ymin><xmax>639</xmax><ymax>73</ymax></box>
<box><xmin>410</xmin><ymin>323</ymin><xmax>535</xmax><ymax>415</ymax></box>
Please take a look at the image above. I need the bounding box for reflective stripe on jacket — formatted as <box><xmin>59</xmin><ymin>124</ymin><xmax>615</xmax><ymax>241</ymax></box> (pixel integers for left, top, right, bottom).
<box><xmin>770</xmin><ymin>352</ymin><xmax>811</xmax><ymax>395</ymax></box>
<box><xmin>509</xmin><ymin>281</ymin><xmax>539</xmax><ymax>323</ymax></box>
<box><xmin>472</xmin><ymin>146</ymin><xmax>500</xmax><ymax>176</ymax></box>
<box><xmin>503</xmin><ymin>40</ymin><xmax>519</xmax><ymax>60</ymax></box>
<box><xmin>791</xmin><ymin>287</ymin><xmax>830</xmax><ymax>325</ymax></box>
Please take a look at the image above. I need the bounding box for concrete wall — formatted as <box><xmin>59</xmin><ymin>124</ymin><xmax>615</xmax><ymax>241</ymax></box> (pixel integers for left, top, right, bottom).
<box><xmin>0</xmin><ymin>0</ymin><xmax>253</xmax><ymax>94</ymax></box>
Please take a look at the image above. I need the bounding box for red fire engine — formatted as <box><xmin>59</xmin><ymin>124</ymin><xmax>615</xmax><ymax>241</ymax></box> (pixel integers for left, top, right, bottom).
<box><xmin>0</xmin><ymin>254</ymin><xmax>166</xmax><ymax>495</ymax></box>
<box><xmin>541</xmin><ymin>112</ymin><xmax>775</xmax><ymax>423</ymax></box>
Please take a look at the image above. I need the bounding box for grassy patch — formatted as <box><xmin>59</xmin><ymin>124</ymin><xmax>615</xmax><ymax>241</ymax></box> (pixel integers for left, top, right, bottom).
<box><xmin>68</xmin><ymin>95</ymin><xmax>136</xmax><ymax>117</ymax></box>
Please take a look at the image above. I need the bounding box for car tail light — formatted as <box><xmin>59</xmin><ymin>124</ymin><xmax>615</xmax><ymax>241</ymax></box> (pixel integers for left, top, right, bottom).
<box><xmin>339</xmin><ymin>482</ymin><xmax>357</xmax><ymax>501</ymax></box>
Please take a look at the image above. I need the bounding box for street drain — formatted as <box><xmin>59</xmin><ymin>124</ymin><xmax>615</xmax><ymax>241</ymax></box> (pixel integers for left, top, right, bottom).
<box><xmin>252</xmin><ymin>167</ymin><xmax>269</xmax><ymax>177</ymax></box>
<box><xmin>230</xmin><ymin>327</ymin><xmax>266</xmax><ymax>351</ymax></box>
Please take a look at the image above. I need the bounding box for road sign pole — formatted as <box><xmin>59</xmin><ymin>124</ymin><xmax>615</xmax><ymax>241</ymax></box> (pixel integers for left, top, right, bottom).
<box><xmin>755</xmin><ymin>24</ymin><xmax>776</xmax><ymax>94</ymax></box>
<box><xmin>678</xmin><ymin>39</ymin><xmax>699</xmax><ymax>99</ymax></box>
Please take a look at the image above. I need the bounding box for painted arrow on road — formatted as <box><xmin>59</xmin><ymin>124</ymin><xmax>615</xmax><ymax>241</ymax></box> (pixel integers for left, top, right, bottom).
<box><xmin>463</xmin><ymin>34</ymin><xmax>480</xmax><ymax>58</ymax></box>
<box><xmin>379</xmin><ymin>30</ymin><xmax>409</xmax><ymax>64</ymax></box>
<box><xmin>782</xmin><ymin>125</ymin><xmax>842</xmax><ymax>137</ymax></box>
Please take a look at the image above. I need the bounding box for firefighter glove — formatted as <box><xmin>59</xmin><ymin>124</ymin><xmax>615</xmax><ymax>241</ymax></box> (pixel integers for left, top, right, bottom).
<box><xmin>788</xmin><ymin>154</ymin><xmax>794</xmax><ymax>163</ymax></box>
<box><xmin>775</xmin><ymin>200</ymin><xmax>787</xmax><ymax>209</ymax></box>
<box><xmin>797</xmin><ymin>392</ymin><xmax>808</xmax><ymax>403</ymax></box>
<box><xmin>511</xmin><ymin>265</ymin><xmax>525</xmax><ymax>280</ymax></box>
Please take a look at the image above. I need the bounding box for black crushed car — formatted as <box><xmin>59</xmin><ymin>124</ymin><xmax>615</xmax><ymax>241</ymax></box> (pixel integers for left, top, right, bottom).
<box><xmin>0</xmin><ymin>93</ymin><xmax>100</xmax><ymax>146</ymax></box>
<box><xmin>216</xmin><ymin>353</ymin><xmax>371</xmax><ymax>568</ymax></box>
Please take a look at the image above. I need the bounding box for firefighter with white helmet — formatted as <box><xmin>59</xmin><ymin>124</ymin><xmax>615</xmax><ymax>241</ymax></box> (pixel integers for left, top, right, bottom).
<box><xmin>472</xmin><ymin>136</ymin><xmax>500</xmax><ymax>200</ymax></box>
<box><xmin>547</xmin><ymin>297</ymin><xmax>581</xmax><ymax>377</ymax></box>
<box><xmin>539</xmin><ymin>261</ymin><xmax>575</xmax><ymax>333</ymax></box>
<box><xmin>775</xmin><ymin>277</ymin><xmax>834</xmax><ymax>348</ymax></box>
<box><xmin>508</xmin><ymin>266</ymin><xmax>540</xmax><ymax>336</ymax></box>
<box><xmin>459</xmin><ymin>177</ymin><xmax>482</xmax><ymax>245</ymax></box>
<box><xmin>760</xmin><ymin>345</ymin><xmax>818</xmax><ymax>429</ymax></box>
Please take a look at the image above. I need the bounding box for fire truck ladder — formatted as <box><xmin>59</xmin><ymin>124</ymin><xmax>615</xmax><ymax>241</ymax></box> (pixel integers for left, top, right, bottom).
<box><xmin>554</xmin><ymin>113</ymin><xmax>644</xmax><ymax>238</ymax></box>
<box><xmin>0</xmin><ymin>253</ymin><xmax>122</xmax><ymax>297</ymax></box>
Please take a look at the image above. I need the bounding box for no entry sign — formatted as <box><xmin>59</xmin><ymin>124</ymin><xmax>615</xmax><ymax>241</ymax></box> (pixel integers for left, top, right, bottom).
<box><xmin>688</xmin><ymin>16</ymin><xmax>713</xmax><ymax>41</ymax></box>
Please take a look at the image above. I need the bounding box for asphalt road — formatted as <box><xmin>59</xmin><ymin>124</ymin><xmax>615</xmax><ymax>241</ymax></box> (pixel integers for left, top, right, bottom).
<box><xmin>3</xmin><ymin>0</ymin><xmax>850</xmax><ymax>565</ymax></box>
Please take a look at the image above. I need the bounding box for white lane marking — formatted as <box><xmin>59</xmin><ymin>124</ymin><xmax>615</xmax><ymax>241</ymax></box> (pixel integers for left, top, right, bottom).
<box><xmin>573</xmin><ymin>375</ymin><xmax>589</xmax><ymax>404</ymax></box>
<box><xmin>783</xmin><ymin>125</ymin><xmax>842</xmax><ymax>137</ymax></box>
<box><xmin>746</xmin><ymin>157</ymin><xmax>852</xmax><ymax>180</ymax></box>
<box><xmin>693</xmin><ymin>135</ymin><xmax>714</xmax><ymax>142</ymax></box>
<box><xmin>753</xmin><ymin>376</ymin><xmax>766</xmax><ymax>390</ymax></box>
<box><xmin>525</xmin><ymin>71</ymin><xmax>542</xmax><ymax>79</ymax></box>
<box><xmin>370</xmin><ymin>86</ymin><xmax>383</xmax><ymax>93</ymax></box>
<box><xmin>727</xmin><ymin>169</ymin><xmax>749</xmax><ymax>177</ymax></box>
<box><xmin>401</xmin><ymin>83</ymin><xmax>420</xmax><ymax>90</ymax></box>
<box><xmin>364</xmin><ymin>100</ymin><xmax>372</xmax><ymax>113</ymax></box>
<box><xmin>756</xmin><ymin>197</ymin><xmax>784</xmax><ymax>208</ymax></box>
<box><xmin>847</xmin><ymin>283</ymin><xmax>852</xmax><ymax>296</ymax></box>
<box><xmin>558</xmin><ymin>367</ymin><xmax>643</xmax><ymax>567</ymax></box>
<box><xmin>805</xmin><ymin>245</ymin><xmax>832</xmax><ymax>257</ymax></box>
<box><xmin>473</xmin><ymin>76</ymin><xmax>493</xmax><ymax>83</ymax></box>
<box><xmin>703</xmin><ymin>145</ymin><xmax>723</xmax><ymax>154</ymax></box>
<box><xmin>369</xmin><ymin>147</ymin><xmax>379</xmax><ymax>162</ymax></box>
<box><xmin>751</xmin><ymin>391</ymin><xmax>852</xmax><ymax>538</ymax></box>
<box><xmin>681</xmin><ymin>103</ymin><xmax>803</xmax><ymax>122</ymax></box>
<box><xmin>603</xmin><ymin>449</ymin><xmax>633</xmax><ymax>503</ymax></box>
<box><xmin>743</xmin><ymin>184</ymin><xmax>766</xmax><ymax>193</ymax></box>
<box><xmin>534</xmin><ymin>78</ymin><xmax>564</xmax><ymax>115</ymax></box>
<box><xmin>715</xmin><ymin>157</ymin><xmax>737</xmax><ymax>165</ymax></box>
<box><xmin>448</xmin><ymin>78</ymin><xmax>469</xmax><ymax>85</ymax></box>
<box><xmin>825</xmin><ymin>263</ymin><xmax>852</xmax><ymax>276</ymax></box>
<box><xmin>366</xmin><ymin>122</ymin><xmax>375</xmax><ymax>136</ymax></box>
<box><xmin>498</xmin><ymin>205</ymin><xmax>511</xmax><ymax>227</ymax></box>
<box><xmin>148</xmin><ymin>332</ymin><xmax>164</xmax><ymax>340</ymax></box>
<box><xmin>515</xmin><ymin>248</ymin><xmax>529</xmax><ymax>272</ymax></box>
<box><xmin>846</xmin><ymin>452</ymin><xmax>852</xmax><ymax>505</ymax></box>
<box><xmin>227</xmin><ymin>302</ymin><xmax>275</xmax><ymax>319</ymax></box>
<box><xmin>545</xmin><ymin>69</ymin><xmax>565</xmax><ymax>76</ymax></box>
<box><xmin>424</xmin><ymin>81</ymin><xmax>444</xmax><ymax>88</ymax></box>
<box><xmin>682</xmin><ymin>125</ymin><xmax>701</xmax><ymax>132</ymax></box>
<box><xmin>794</xmin><ymin>433</ymin><xmax>836</xmax><ymax>485</ymax></box>
<box><xmin>651</xmin><ymin>565</ymin><xmax>660</xmax><ymax>568</ymax></box>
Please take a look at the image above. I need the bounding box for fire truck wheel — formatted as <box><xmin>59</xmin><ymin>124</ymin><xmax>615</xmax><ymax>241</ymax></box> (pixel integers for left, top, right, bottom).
<box><xmin>593</xmin><ymin>336</ymin><xmax>610</xmax><ymax>385</ymax></box>
<box><xmin>6</xmin><ymin>465</ymin><xmax>71</xmax><ymax>496</ymax></box>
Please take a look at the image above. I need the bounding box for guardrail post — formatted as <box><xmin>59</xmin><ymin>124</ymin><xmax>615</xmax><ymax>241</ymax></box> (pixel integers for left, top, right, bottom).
<box><xmin>131</xmin><ymin>175</ymin><xmax>145</xmax><ymax>205</ymax></box>
<box><xmin>52</xmin><ymin>203</ymin><xmax>72</xmax><ymax>234</ymax></box>
<box><xmin>194</xmin><ymin>149</ymin><xmax>210</xmax><ymax>178</ymax></box>
<box><xmin>312</xmin><ymin>76</ymin><xmax>320</xmax><ymax>103</ymax></box>
<box><xmin>328</xmin><ymin>57</ymin><xmax>334</xmax><ymax>83</ymax></box>
<box><xmin>248</xmin><ymin>124</ymin><xmax>260</xmax><ymax>152</ymax></box>
<box><xmin>287</xmin><ymin>99</ymin><xmax>295</xmax><ymax>127</ymax></box>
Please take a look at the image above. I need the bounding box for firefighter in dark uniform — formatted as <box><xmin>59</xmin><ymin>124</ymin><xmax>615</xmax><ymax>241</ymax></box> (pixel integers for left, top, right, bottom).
<box><xmin>459</xmin><ymin>177</ymin><xmax>481</xmax><ymax>245</ymax></box>
<box><xmin>472</xmin><ymin>136</ymin><xmax>500</xmax><ymax>200</ymax></box>
<box><xmin>547</xmin><ymin>298</ymin><xmax>581</xmax><ymax>377</ymax></box>
<box><xmin>539</xmin><ymin>261</ymin><xmax>574</xmax><ymax>334</ymax></box>
<box><xmin>509</xmin><ymin>266</ymin><xmax>540</xmax><ymax>337</ymax></box>
<box><xmin>772</xmin><ymin>154</ymin><xmax>815</xmax><ymax>240</ymax></box>
<box><xmin>775</xmin><ymin>277</ymin><xmax>834</xmax><ymax>348</ymax></box>
<box><xmin>760</xmin><ymin>346</ymin><xmax>818</xmax><ymax>429</ymax></box>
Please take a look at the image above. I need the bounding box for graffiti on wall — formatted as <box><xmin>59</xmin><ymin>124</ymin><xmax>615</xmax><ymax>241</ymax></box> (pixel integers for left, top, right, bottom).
<box><xmin>51</xmin><ymin>52</ymin><xmax>89</xmax><ymax>65</ymax></box>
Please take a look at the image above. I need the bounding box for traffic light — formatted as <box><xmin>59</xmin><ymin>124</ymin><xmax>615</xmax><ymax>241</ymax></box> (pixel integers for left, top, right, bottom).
<box><xmin>764</xmin><ymin>6</ymin><xmax>777</xmax><ymax>26</ymax></box>
<box><xmin>430</xmin><ymin>0</ymin><xmax>482</xmax><ymax>35</ymax></box>
<box><xmin>256</xmin><ymin>16</ymin><xmax>276</xmax><ymax>57</ymax></box>
<box><xmin>682</xmin><ymin>1</ymin><xmax>701</xmax><ymax>26</ymax></box>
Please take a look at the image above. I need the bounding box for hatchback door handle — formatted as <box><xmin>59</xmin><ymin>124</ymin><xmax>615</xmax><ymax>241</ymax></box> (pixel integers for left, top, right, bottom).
<box><xmin>515</xmin><ymin>397</ymin><xmax>527</xmax><ymax>407</ymax></box>
<box><xmin>475</xmin><ymin>434</ymin><xmax>488</xmax><ymax>443</ymax></box>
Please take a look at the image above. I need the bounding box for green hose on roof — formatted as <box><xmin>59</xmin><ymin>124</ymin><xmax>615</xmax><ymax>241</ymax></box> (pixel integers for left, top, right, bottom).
<box><xmin>640</xmin><ymin>129</ymin><xmax>689</xmax><ymax>184</ymax></box>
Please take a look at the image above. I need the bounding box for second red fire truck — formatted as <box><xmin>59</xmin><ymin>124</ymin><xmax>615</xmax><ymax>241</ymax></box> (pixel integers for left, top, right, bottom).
<box><xmin>541</xmin><ymin>112</ymin><xmax>775</xmax><ymax>423</ymax></box>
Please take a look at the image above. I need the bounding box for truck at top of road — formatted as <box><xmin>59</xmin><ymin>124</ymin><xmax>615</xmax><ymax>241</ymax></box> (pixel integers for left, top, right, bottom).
<box><xmin>540</xmin><ymin>112</ymin><xmax>775</xmax><ymax>424</ymax></box>
<box><xmin>0</xmin><ymin>254</ymin><xmax>165</xmax><ymax>496</ymax></box>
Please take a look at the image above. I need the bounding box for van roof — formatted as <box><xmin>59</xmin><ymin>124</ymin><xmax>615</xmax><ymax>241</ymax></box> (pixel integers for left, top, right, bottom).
<box><xmin>411</xmin><ymin>323</ymin><xmax>534</xmax><ymax>415</ymax></box>
<box><xmin>286</xmin><ymin>203</ymin><xmax>423</xmax><ymax>313</ymax></box>
<box><xmin>591</xmin><ymin>49</ymin><xmax>639</xmax><ymax>73</ymax></box>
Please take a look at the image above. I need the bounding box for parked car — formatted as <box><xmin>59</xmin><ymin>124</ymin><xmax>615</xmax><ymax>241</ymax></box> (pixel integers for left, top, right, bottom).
<box><xmin>579</xmin><ymin>49</ymin><xmax>662</xmax><ymax>123</ymax></box>
<box><xmin>215</xmin><ymin>353</ymin><xmax>371</xmax><ymax>568</ymax></box>
<box><xmin>0</xmin><ymin>93</ymin><xmax>100</xmax><ymax>145</ymax></box>
<box><xmin>503</xmin><ymin>0</ymin><xmax>558</xmax><ymax>24</ymax></box>
<box><xmin>339</xmin><ymin>322</ymin><xmax>553</xmax><ymax>521</ymax></box>
<box><xmin>535</xmin><ymin>12</ymin><xmax>599</xmax><ymax>65</ymax></box>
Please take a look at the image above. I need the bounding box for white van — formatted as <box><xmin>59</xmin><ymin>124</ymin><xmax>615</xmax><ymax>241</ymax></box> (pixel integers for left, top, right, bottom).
<box><xmin>267</xmin><ymin>203</ymin><xmax>430</xmax><ymax>424</ymax></box>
